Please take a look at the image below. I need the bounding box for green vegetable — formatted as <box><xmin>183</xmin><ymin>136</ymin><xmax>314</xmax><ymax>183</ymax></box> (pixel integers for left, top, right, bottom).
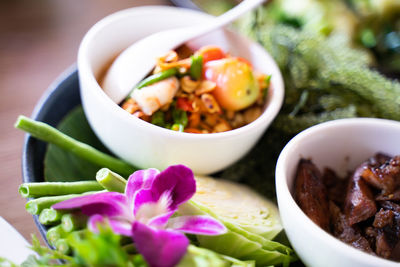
<box><xmin>20</xmin><ymin>228</ymin><xmax>144</xmax><ymax>266</ymax></box>
<box><xmin>61</xmin><ymin>213</ymin><xmax>88</xmax><ymax>233</ymax></box>
<box><xmin>19</xmin><ymin>181</ymin><xmax>102</xmax><ymax>198</ymax></box>
<box><xmin>132</xmin><ymin>67</ymin><xmax>178</xmax><ymax>92</ymax></box>
<box><xmin>46</xmin><ymin>225</ymin><xmax>67</xmax><ymax>247</ymax></box>
<box><xmin>38</xmin><ymin>208</ymin><xmax>66</xmax><ymax>225</ymax></box>
<box><xmin>178</xmin><ymin>176</ymin><xmax>295</xmax><ymax>266</ymax></box>
<box><xmin>96</xmin><ymin>168</ymin><xmax>127</xmax><ymax>193</ymax></box>
<box><xmin>25</xmin><ymin>191</ymin><xmax>99</xmax><ymax>215</ymax></box>
<box><xmin>178</xmin><ymin>245</ymin><xmax>255</xmax><ymax>267</ymax></box>
<box><xmin>171</xmin><ymin>123</ymin><xmax>184</xmax><ymax>132</ymax></box>
<box><xmin>189</xmin><ymin>54</ymin><xmax>203</xmax><ymax>80</ymax></box>
<box><xmin>55</xmin><ymin>239</ymin><xmax>71</xmax><ymax>255</ymax></box>
<box><xmin>67</xmin><ymin>227</ymin><xmax>138</xmax><ymax>267</ymax></box>
<box><xmin>43</xmin><ymin>107</ymin><xmax>113</xmax><ymax>182</ymax></box>
<box><xmin>15</xmin><ymin>115</ymin><xmax>136</xmax><ymax>177</ymax></box>
<box><xmin>172</xmin><ymin>107</ymin><xmax>188</xmax><ymax>127</ymax></box>
<box><xmin>151</xmin><ymin>110</ymin><xmax>166</xmax><ymax>127</ymax></box>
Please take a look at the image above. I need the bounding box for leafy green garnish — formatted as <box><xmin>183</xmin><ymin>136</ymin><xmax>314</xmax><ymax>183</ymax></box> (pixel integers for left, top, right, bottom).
<box><xmin>20</xmin><ymin>228</ymin><xmax>147</xmax><ymax>267</ymax></box>
<box><xmin>44</xmin><ymin>106</ymin><xmax>110</xmax><ymax>182</ymax></box>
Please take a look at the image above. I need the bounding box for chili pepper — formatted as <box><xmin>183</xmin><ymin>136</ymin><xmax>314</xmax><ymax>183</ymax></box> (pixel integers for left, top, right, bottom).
<box><xmin>176</xmin><ymin>97</ymin><xmax>194</xmax><ymax>112</ymax></box>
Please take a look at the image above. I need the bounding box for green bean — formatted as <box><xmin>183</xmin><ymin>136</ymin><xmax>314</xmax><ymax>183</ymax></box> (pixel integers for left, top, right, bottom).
<box><xmin>46</xmin><ymin>225</ymin><xmax>67</xmax><ymax>247</ymax></box>
<box><xmin>189</xmin><ymin>54</ymin><xmax>203</xmax><ymax>80</ymax></box>
<box><xmin>38</xmin><ymin>208</ymin><xmax>66</xmax><ymax>225</ymax></box>
<box><xmin>25</xmin><ymin>191</ymin><xmax>99</xmax><ymax>215</ymax></box>
<box><xmin>55</xmin><ymin>238</ymin><xmax>71</xmax><ymax>255</ymax></box>
<box><xmin>96</xmin><ymin>168</ymin><xmax>127</xmax><ymax>193</ymax></box>
<box><xmin>61</xmin><ymin>213</ymin><xmax>88</xmax><ymax>233</ymax></box>
<box><xmin>134</xmin><ymin>68</ymin><xmax>178</xmax><ymax>91</ymax></box>
<box><xmin>19</xmin><ymin>181</ymin><xmax>103</xmax><ymax>198</ymax></box>
<box><xmin>15</xmin><ymin>116</ymin><xmax>136</xmax><ymax>177</ymax></box>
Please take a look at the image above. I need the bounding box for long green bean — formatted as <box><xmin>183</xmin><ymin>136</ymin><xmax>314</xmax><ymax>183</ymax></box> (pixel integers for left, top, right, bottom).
<box><xmin>46</xmin><ymin>225</ymin><xmax>67</xmax><ymax>247</ymax></box>
<box><xmin>61</xmin><ymin>213</ymin><xmax>88</xmax><ymax>232</ymax></box>
<box><xmin>55</xmin><ymin>238</ymin><xmax>71</xmax><ymax>255</ymax></box>
<box><xmin>96</xmin><ymin>168</ymin><xmax>127</xmax><ymax>193</ymax></box>
<box><xmin>134</xmin><ymin>68</ymin><xmax>178</xmax><ymax>90</ymax></box>
<box><xmin>25</xmin><ymin>191</ymin><xmax>99</xmax><ymax>215</ymax></box>
<box><xmin>15</xmin><ymin>116</ymin><xmax>136</xmax><ymax>177</ymax></box>
<box><xmin>38</xmin><ymin>208</ymin><xmax>66</xmax><ymax>225</ymax></box>
<box><xmin>19</xmin><ymin>181</ymin><xmax>103</xmax><ymax>198</ymax></box>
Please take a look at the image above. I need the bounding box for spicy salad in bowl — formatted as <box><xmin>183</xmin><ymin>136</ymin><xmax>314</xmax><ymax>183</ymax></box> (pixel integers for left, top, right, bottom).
<box><xmin>78</xmin><ymin>6</ymin><xmax>284</xmax><ymax>175</ymax></box>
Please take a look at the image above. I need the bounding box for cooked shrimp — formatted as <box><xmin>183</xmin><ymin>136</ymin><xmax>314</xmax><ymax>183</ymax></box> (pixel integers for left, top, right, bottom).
<box><xmin>131</xmin><ymin>77</ymin><xmax>179</xmax><ymax>116</ymax></box>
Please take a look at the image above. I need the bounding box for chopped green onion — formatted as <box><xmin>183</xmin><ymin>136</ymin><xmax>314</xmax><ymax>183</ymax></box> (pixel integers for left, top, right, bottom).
<box><xmin>189</xmin><ymin>54</ymin><xmax>203</xmax><ymax>80</ymax></box>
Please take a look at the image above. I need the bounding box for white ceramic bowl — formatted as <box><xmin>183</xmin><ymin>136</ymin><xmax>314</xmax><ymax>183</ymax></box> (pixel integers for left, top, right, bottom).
<box><xmin>78</xmin><ymin>6</ymin><xmax>284</xmax><ymax>175</ymax></box>
<box><xmin>276</xmin><ymin>118</ymin><xmax>400</xmax><ymax>267</ymax></box>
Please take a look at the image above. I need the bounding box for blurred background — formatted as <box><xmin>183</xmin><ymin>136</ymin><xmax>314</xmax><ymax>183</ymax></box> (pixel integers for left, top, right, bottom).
<box><xmin>0</xmin><ymin>0</ymin><xmax>171</xmax><ymax>241</ymax></box>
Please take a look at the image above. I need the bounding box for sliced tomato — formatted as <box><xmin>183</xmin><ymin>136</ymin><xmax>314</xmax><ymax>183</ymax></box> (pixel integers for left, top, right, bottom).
<box><xmin>236</xmin><ymin>57</ymin><xmax>253</xmax><ymax>68</ymax></box>
<box><xmin>176</xmin><ymin>97</ymin><xmax>194</xmax><ymax>112</ymax></box>
<box><xmin>196</xmin><ymin>45</ymin><xmax>225</xmax><ymax>64</ymax></box>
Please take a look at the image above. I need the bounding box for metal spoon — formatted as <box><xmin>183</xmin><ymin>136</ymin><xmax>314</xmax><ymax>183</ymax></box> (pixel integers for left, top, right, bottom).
<box><xmin>101</xmin><ymin>0</ymin><xmax>266</xmax><ymax>103</ymax></box>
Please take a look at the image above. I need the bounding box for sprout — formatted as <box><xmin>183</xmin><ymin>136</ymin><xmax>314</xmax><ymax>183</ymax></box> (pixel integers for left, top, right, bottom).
<box><xmin>179</xmin><ymin>176</ymin><xmax>296</xmax><ymax>266</ymax></box>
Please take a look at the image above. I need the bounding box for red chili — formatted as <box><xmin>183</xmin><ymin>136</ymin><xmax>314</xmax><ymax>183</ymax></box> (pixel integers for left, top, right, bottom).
<box><xmin>176</xmin><ymin>97</ymin><xmax>194</xmax><ymax>112</ymax></box>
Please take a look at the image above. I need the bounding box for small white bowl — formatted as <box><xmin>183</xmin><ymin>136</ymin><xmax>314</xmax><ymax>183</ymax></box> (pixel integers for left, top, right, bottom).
<box><xmin>78</xmin><ymin>6</ymin><xmax>284</xmax><ymax>175</ymax></box>
<box><xmin>276</xmin><ymin>118</ymin><xmax>400</xmax><ymax>267</ymax></box>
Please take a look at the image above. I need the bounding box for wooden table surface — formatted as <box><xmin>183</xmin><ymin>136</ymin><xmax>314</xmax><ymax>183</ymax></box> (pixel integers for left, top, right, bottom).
<box><xmin>0</xmin><ymin>0</ymin><xmax>172</xmax><ymax>245</ymax></box>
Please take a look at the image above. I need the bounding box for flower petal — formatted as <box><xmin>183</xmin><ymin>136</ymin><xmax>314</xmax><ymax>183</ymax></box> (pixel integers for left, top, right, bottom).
<box><xmin>132</xmin><ymin>221</ymin><xmax>189</xmax><ymax>267</ymax></box>
<box><xmin>52</xmin><ymin>192</ymin><xmax>127</xmax><ymax>217</ymax></box>
<box><xmin>88</xmin><ymin>214</ymin><xmax>132</xmax><ymax>236</ymax></box>
<box><xmin>150</xmin><ymin>165</ymin><xmax>196</xmax><ymax>211</ymax></box>
<box><xmin>126</xmin><ymin>168</ymin><xmax>160</xmax><ymax>205</ymax></box>
<box><xmin>147</xmin><ymin>210</ymin><xmax>175</xmax><ymax>228</ymax></box>
<box><xmin>167</xmin><ymin>215</ymin><xmax>227</xmax><ymax>235</ymax></box>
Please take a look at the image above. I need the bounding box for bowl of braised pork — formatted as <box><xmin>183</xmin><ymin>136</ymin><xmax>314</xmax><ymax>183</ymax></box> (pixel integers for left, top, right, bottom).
<box><xmin>276</xmin><ymin>118</ymin><xmax>400</xmax><ymax>267</ymax></box>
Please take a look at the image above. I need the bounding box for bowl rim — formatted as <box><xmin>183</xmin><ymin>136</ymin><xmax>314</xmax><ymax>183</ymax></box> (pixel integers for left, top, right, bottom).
<box><xmin>22</xmin><ymin>66</ymin><xmax>80</xmax><ymax>247</ymax></box>
<box><xmin>77</xmin><ymin>5</ymin><xmax>284</xmax><ymax>140</ymax></box>
<box><xmin>276</xmin><ymin>118</ymin><xmax>400</xmax><ymax>266</ymax></box>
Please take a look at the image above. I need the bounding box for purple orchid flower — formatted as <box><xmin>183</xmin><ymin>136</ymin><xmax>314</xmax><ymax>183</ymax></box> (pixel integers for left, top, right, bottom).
<box><xmin>52</xmin><ymin>165</ymin><xmax>226</xmax><ymax>267</ymax></box>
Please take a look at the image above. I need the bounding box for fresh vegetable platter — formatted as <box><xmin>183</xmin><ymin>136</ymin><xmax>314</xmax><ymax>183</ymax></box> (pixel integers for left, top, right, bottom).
<box><xmin>6</xmin><ymin>70</ymin><xmax>295</xmax><ymax>266</ymax></box>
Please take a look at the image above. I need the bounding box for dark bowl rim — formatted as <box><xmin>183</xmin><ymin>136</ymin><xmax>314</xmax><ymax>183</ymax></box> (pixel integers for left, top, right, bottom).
<box><xmin>21</xmin><ymin>65</ymin><xmax>78</xmax><ymax>246</ymax></box>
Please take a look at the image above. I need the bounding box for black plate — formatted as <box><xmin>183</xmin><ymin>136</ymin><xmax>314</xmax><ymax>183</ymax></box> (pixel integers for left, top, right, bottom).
<box><xmin>22</xmin><ymin>66</ymin><xmax>80</xmax><ymax>244</ymax></box>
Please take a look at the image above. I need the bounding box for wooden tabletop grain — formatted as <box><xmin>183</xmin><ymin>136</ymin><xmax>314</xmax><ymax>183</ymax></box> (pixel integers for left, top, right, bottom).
<box><xmin>0</xmin><ymin>0</ymin><xmax>171</xmax><ymax>245</ymax></box>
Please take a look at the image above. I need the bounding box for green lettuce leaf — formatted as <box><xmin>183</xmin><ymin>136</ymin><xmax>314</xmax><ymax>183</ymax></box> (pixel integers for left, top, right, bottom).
<box><xmin>44</xmin><ymin>106</ymin><xmax>110</xmax><ymax>182</ymax></box>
